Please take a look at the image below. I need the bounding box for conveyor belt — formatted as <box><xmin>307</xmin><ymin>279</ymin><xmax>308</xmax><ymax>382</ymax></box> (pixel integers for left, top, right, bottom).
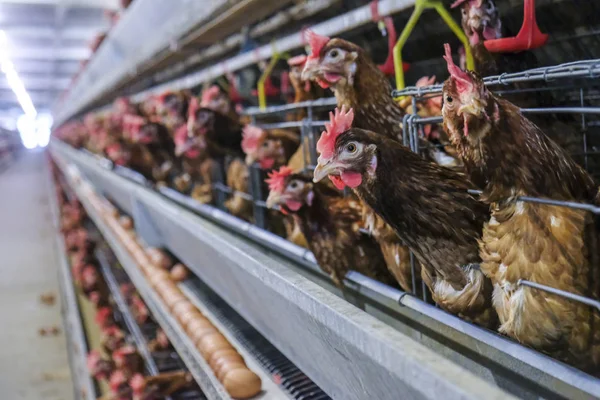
<box><xmin>182</xmin><ymin>278</ymin><xmax>331</xmax><ymax>400</ymax></box>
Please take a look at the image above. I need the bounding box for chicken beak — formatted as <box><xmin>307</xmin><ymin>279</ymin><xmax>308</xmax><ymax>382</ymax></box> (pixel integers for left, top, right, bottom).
<box><xmin>313</xmin><ymin>157</ymin><xmax>334</xmax><ymax>183</ymax></box>
<box><xmin>301</xmin><ymin>58</ymin><xmax>319</xmax><ymax>82</ymax></box>
<box><xmin>266</xmin><ymin>191</ymin><xmax>282</xmax><ymax>209</ymax></box>
<box><xmin>458</xmin><ymin>101</ymin><xmax>482</xmax><ymax>116</ymax></box>
<box><xmin>245</xmin><ymin>153</ymin><xmax>257</xmax><ymax>166</ymax></box>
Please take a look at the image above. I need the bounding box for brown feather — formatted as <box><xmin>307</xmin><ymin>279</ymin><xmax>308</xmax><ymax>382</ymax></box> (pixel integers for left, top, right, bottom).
<box><xmin>443</xmin><ymin>75</ymin><xmax>600</xmax><ymax>372</ymax></box>
<box><xmin>334</xmin><ymin>128</ymin><xmax>497</xmax><ymax>327</ymax></box>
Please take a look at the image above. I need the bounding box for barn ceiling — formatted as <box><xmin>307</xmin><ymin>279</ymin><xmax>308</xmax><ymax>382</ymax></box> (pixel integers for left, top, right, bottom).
<box><xmin>0</xmin><ymin>0</ymin><xmax>116</xmax><ymax>123</ymax></box>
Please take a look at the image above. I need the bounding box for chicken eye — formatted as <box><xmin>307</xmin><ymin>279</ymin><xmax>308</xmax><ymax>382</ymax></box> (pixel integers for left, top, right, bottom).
<box><xmin>262</xmin><ymin>141</ymin><xmax>269</xmax><ymax>148</ymax></box>
<box><xmin>289</xmin><ymin>181</ymin><xmax>299</xmax><ymax>189</ymax></box>
<box><xmin>329</xmin><ymin>49</ymin><xmax>339</xmax><ymax>58</ymax></box>
<box><xmin>446</xmin><ymin>95</ymin><xmax>453</xmax><ymax>104</ymax></box>
<box><xmin>346</xmin><ymin>143</ymin><xmax>357</xmax><ymax>153</ymax></box>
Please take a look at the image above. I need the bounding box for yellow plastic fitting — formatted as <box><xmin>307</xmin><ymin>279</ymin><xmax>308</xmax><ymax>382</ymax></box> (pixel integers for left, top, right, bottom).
<box><xmin>393</xmin><ymin>0</ymin><xmax>474</xmax><ymax>95</ymax></box>
<box><xmin>257</xmin><ymin>42</ymin><xmax>290</xmax><ymax>110</ymax></box>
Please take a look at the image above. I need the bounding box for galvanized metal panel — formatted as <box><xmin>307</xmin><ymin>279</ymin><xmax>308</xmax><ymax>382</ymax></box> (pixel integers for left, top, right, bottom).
<box><xmin>46</xmin><ymin>165</ymin><xmax>97</xmax><ymax>400</ymax></box>
<box><xmin>53</xmin><ymin>0</ymin><xmax>417</xmax><ymax>125</ymax></box>
<box><xmin>50</xmin><ymin>140</ymin><xmax>600</xmax><ymax>399</ymax></box>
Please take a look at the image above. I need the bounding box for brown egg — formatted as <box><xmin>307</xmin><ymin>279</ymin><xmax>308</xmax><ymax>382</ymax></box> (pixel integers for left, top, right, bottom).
<box><xmin>146</xmin><ymin>247</ymin><xmax>173</xmax><ymax>269</ymax></box>
<box><xmin>210</xmin><ymin>353</ymin><xmax>245</xmax><ymax>372</ymax></box>
<box><xmin>154</xmin><ymin>281</ymin><xmax>178</xmax><ymax>297</ymax></box>
<box><xmin>170</xmin><ymin>264</ymin><xmax>189</xmax><ymax>282</ymax></box>
<box><xmin>222</xmin><ymin>368</ymin><xmax>262</xmax><ymax>399</ymax></box>
<box><xmin>148</xmin><ymin>269</ymin><xmax>170</xmax><ymax>287</ymax></box>
<box><xmin>130</xmin><ymin>247</ymin><xmax>149</xmax><ymax>267</ymax></box>
<box><xmin>186</xmin><ymin>317</ymin><xmax>212</xmax><ymax>335</ymax></box>
<box><xmin>198</xmin><ymin>333</ymin><xmax>233</xmax><ymax>358</ymax></box>
<box><xmin>178</xmin><ymin>310</ymin><xmax>203</xmax><ymax>330</ymax></box>
<box><xmin>177</xmin><ymin>310</ymin><xmax>203</xmax><ymax>332</ymax></box>
<box><xmin>191</xmin><ymin>327</ymin><xmax>219</xmax><ymax>346</ymax></box>
<box><xmin>216</xmin><ymin>361</ymin><xmax>247</xmax><ymax>382</ymax></box>
<box><xmin>172</xmin><ymin>301</ymin><xmax>196</xmax><ymax>317</ymax></box>
<box><xmin>165</xmin><ymin>293</ymin><xmax>187</xmax><ymax>309</ymax></box>
<box><xmin>208</xmin><ymin>348</ymin><xmax>240</xmax><ymax>368</ymax></box>
<box><xmin>118</xmin><ymin>216</ymin><xmax>133</xmax><ymax>230</ymax></box>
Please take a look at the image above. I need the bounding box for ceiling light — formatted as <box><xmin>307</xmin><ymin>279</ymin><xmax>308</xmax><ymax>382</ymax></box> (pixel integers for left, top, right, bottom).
<box><xmin>0</xmin><ymin>29</ymin><xmax>37</xmax><ymax>118</ymax></box>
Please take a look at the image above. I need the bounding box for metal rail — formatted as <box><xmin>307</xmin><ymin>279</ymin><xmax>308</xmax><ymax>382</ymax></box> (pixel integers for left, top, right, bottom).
<box><xmin>50</xmin><ymin>139</ymin><xmax>600</xmax><ymax>399</ymax></box>
<box><xmin>152</xmin><ymin>0</ymin><xmax>339</xmax><ymax>87</ymax></box>
<box><xmin>55</xmin><ymin>0</ymin><xmax>417</xmax><ymax>125</ymax></box>
<box><xmin>393</xmin><ymin>53</ymin><xmax>600</xmax><ymax>319</ymax></box>
<box><xmin>46</xmin><ymin>167</ymin><xmax>97</xmax><ymax>400</ymax></box>
<box><xmin>392</xmin><ymin>58</ymin><xmax>600</xmax><ymax>97</ymax></box>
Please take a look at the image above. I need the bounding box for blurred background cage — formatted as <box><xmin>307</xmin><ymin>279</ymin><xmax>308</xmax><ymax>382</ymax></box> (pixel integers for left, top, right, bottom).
<box><xmin>45</xmin><ymin>0</ymin><xmax>600</xmax><ymax>399</ymax></box>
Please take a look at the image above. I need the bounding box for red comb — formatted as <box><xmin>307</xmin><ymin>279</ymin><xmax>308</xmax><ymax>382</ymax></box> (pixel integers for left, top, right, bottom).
<box><xmin>109</xmin><ymin>370</ymin><xmax>127</xmax><ymax>391</ymax></box>
<box><xmin>95</xmin><ymin>307</ymin><xmax>112</xmax><ymax>324</ymax></box>
<box><xmin>112</xmin><ymin>345</ymin><xmax>135</xmax><ymax>366</ymax></box>
<box><xmin>105</xmin><ymin>143</ymin><xmax>121</xmax><ymax>154</ymax></box>
<box><xmin>305</xmin><ymin>29</ymin><xmax>330</xmax><ymax>60</ymax></box>
<box><xmin>123</xmin><ymin>114</ymin><xmax>146</xmax><ymax>134</ymax></box>
<box><xmin>443</xmin><ymin>44</ymin><xmax>473</xmax><ymax>93</ymax></box>
<box><xmin>188</xmin><ymin>97</ymin><xmax>199</xmax><ymax>127</ymax></box>
<box><xmin>241</xmin><ymin>125</ymin><xmax>266</xmax><ymax>155</ymax></box>
<box><xmin>86</xmin><ymin>350</ymin><xmax>101</xmax><ymax>371</ymax></box>
<box><xmin>130</xmin><ymin>373</ymin><xmax>146</xmax><ymax>392</ymax></box>
<box><xmin>316</xmin><ymin>106</ymin><xmax>354</xmax><ymax>160</ymax></box>
<box><xmin>89</xmin><ymin>291</ymin><xmax>101</xmax><ymax>304</ymax></box>
<box><xmin>288</xmin><ymin>55</ymin><xmax>307</xmax><ymax>67</ymax></box>
<box><xmin>450</xmin><ymin>0</ymin><xmax>481</xmax><ymax>8</ymax></box>
<box><xmin>266</xmin><ymin>166</ymin><xmax>293</xmax><ymax>194</ymax></box>
<box><xmin>200</xmin><ymin>85</ymin><xmax>220</xmax><ymax>107</ymax></box>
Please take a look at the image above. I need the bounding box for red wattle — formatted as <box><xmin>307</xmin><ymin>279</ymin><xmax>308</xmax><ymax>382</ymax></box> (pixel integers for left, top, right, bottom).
<box><xmin>329</xmin><ymin>175</ymin><xmax>346</xmax><ymax>190</ymax></box>
<box><xmin>316</xmin><ymin>78</ymin><xmax>330</xmax><ymax>89</ymax></box>
<box><xmin>260</xmin><ymin>158</ymin><xmax>275</xmax><ymax>169</ymax></box>
<box><xmin>341</xmin><ymin>171</ymin><xmax>362</xmax><ymax>188</ymax></box>
<box><xmin>285</xmin><ymin>200</ymin><xmax>303</xmax><ymax>212</ymax></box>
<box><xmin>324</xmin><ymin>72</ymin><xmax>341</xmax><ymax>82</ymax></box>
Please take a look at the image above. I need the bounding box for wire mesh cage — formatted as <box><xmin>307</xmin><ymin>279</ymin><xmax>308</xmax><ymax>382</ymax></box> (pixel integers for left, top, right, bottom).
<box><xmin>161</xmin><ymin>55</ymin><xmax>600</xmax><ymax>373</ymax></box>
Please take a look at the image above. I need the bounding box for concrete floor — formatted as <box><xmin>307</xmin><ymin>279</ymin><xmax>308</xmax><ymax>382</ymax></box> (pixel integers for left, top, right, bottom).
<box><xmin>0</xmin><ymin>150</ymin><xmax>73</xmax><ymax>400</ymax></box>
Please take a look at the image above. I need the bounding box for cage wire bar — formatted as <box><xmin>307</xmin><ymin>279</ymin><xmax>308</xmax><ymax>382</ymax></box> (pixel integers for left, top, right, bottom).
<box><xmin>395</xmin><ymin>58</ymin><xmax>600</xmax><ymax>308</ymax></box>
<box><xmin>52</xmin><ymin>55</ymin><xmax>600</xmax><ymax>394</ymax></box>
<box><xmin>203</xmin><ymin>56</ymin><xmax>600</xmax><ymax>343</ymax></box>
<box><xmin>95</xmin><ymin>249</ymin><xmax>163</xmax><ymax>377</ymax></box>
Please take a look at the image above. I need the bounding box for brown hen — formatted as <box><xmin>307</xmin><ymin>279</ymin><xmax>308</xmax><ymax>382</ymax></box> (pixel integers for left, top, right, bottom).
<box><xmin>313</xmin><ymin>107</ymin><xmax>496</xmax><ymax>327</ymax></box>
<box><xmin>266</xmin><ymin>167</ymin><xmax>396</xmax><ymax>288</ymax></box>
<box><xmin>224</xmin><ymin>158</ymin><xmax>253</xmax><ymax>221</ymax></box>
<box><xmin>300</xmin><ymin>31</ymin><xmax>425</xmax><ymax>294</ymax></box>
<box><xmin>442</xmin><ymin>48</ymin><xmax>600</xmax><ymax>372</ymax></box>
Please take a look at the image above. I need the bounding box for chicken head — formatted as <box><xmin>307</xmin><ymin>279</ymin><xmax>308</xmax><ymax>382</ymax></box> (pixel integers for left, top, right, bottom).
<box><xmin>452</xmin><ymin>0</ymin><xmax>502</xmax><ymax>46</ymax></box>
<box><xmin>312</xmin><ymin>106</ymin><xmax>376</xmax><ymax>190</ymax></box>
<box><xmin>242</xmin><ymin>125</ymin><xmax>287</xmax><ymax>169</ymax></box>
<box><xmin>442</xmin><ymin>44</ymin><xmax>497</xmax><ymax>146</ymax></box>
<box><xmin>265</xmin><ymin>167</ymin><xmax>315</xmax><ymax>214</ymax></box>
<box><xmin>301</xmin><ymin>30</ymin><xmax>359</xmax><ymax>89</ymax></box>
